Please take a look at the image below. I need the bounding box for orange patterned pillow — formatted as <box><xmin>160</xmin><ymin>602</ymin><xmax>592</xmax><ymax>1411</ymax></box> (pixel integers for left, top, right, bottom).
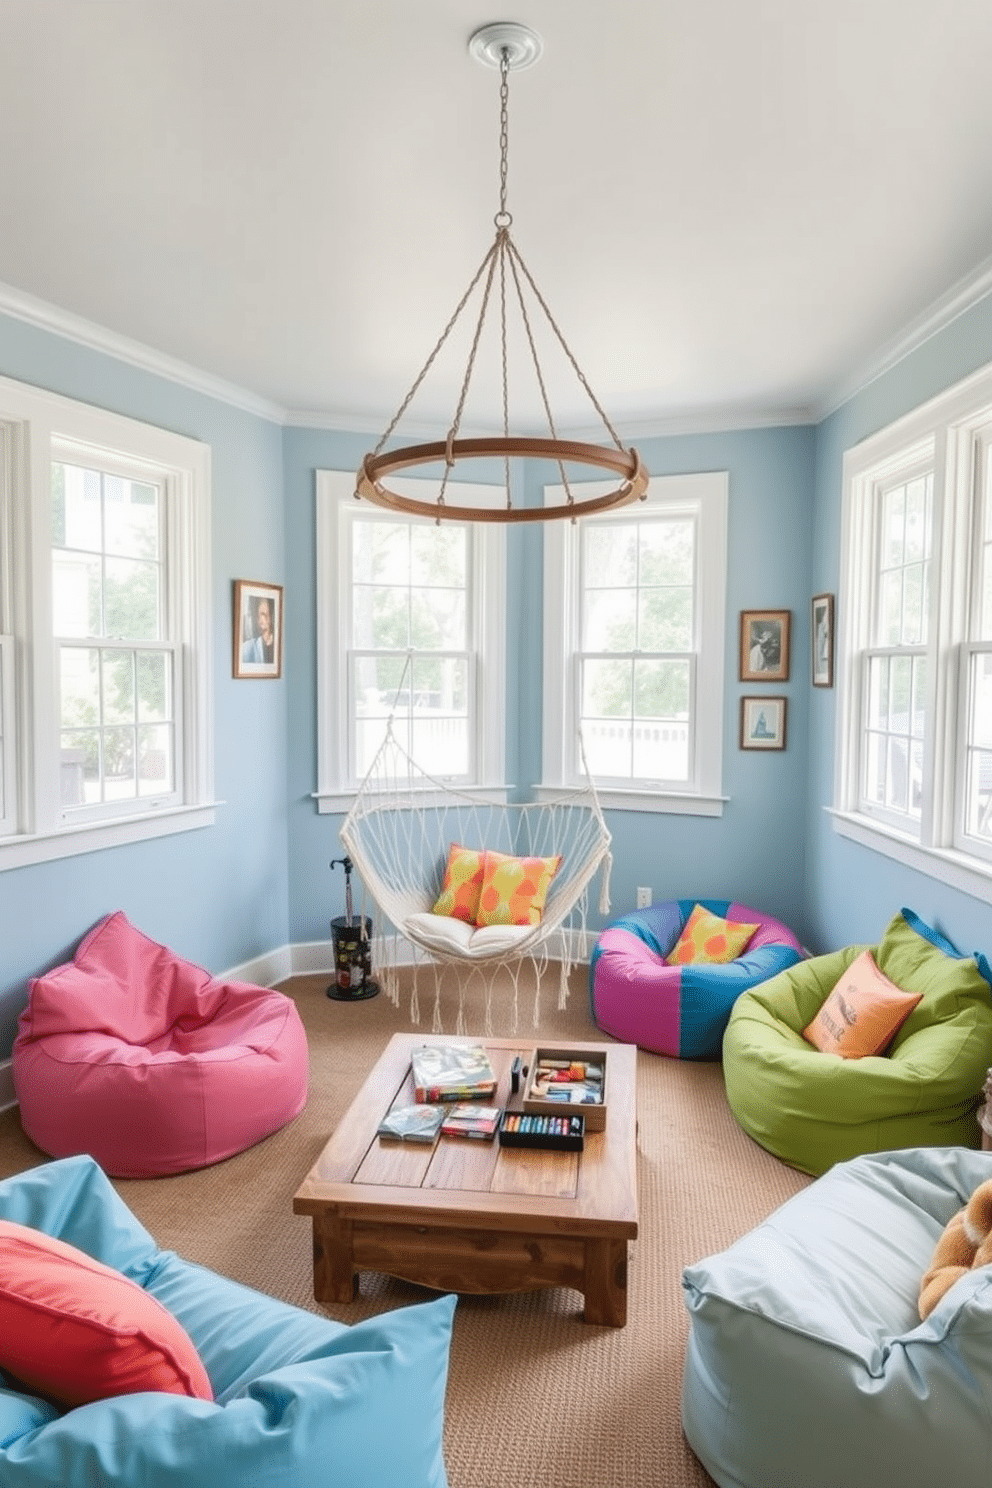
<box><xmin>665</xmin><ymin>903</ymin><xmax>759</xmax><ymax>966</ymax></box>
<box><xmin>475</xmin><ymin>849</ymin><xmax>563</xmax><ymax>927</ymax></box>
<box><xmin>431</xmin><ymin>844</ymin><xmax>486</xmax><ymax>922</ymax></box>
<box><xmin>803</xmin><ymin>949</ymin><xmax>922</xmax><ymax>1058</ymax></box>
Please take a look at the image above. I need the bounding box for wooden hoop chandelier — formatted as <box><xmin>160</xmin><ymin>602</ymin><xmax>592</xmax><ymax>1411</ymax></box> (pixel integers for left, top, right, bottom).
<box><xmin>355</xmin><ymin>22</ymin><xmax>649</xmax><ymax>524</ymax></box>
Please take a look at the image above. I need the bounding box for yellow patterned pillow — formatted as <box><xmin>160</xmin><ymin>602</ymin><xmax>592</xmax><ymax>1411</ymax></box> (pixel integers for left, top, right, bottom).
<box><xmin>665</xmin><ymin>903</ymin><xmax>759</xmax><ymax>966</ymax></box>
<box><xmin>475</xmin><ymin>850</ymin><xmax>563</xmax><ymax>927</ymax></box>
<box><xmin>430</xmin><ymin>844</ymin><xmax>486</xmax><ymax>922</ymax></box>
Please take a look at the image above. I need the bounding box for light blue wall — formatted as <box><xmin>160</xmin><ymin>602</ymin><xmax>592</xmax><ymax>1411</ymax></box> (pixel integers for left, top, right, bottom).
<box><xmin>0</xmin><ymin>313</ymin><xmax>290</xmax><ymax>1058</ymax></box>
<box><xmin>6</xmin><ymin>280</ymin><xmax>992</xmax><ymax>1066</ymax></box>
<box><xmin>284</xmin><ymin>423</ymin><xmax>817</xmax><ymax>950</ymax></box>
<box><xmin>806</xmin><ymin>291</ymin><xmax>992</xmax><ymax>957</ymax></box>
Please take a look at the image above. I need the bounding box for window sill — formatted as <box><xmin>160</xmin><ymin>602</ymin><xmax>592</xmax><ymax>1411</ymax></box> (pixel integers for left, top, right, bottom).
<box><xmin>536</xmin><ymin>784</ymin><xmax>727</xmax><ymax>817</ymax></box>
<box><xmin>0</xmin><ymin>802</ymin><xmax>221</xmax><ymax>871</ymax></box>
<box><xmin>313</xmin><ymin>784</ymin><xmax>510</xmax><ymax>815</ymax></box>
<box><xmin>828</xmin><ymin>808</ymin><xmax>992</xmax><ymax>904</ymax></box>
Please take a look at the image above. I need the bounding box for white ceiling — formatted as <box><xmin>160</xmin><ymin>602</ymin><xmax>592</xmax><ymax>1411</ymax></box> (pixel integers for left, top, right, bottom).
<box><xmin>3</xmin><ymin>1</ymin><xmax>992</xmax><ymax>436</ymax></box>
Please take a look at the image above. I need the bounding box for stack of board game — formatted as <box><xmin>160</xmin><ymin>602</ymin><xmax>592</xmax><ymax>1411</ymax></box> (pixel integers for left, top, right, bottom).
<box><xmin>377</xmin><ymin>1105</ymin><xmax>445</xmax><ymax>1144</ymax></box>
<box><xmin>411</xmin><ymin>1044</ymin><xmax>497</xmax><ymax>1103</ymax></box>
<box><xmin>440</xmin><ymin>1103</ymin><xmax>501</xmax><ymax>1140</ymax></box>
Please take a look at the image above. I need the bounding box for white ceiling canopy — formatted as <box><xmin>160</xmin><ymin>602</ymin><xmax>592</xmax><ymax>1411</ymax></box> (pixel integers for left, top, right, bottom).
<box><xmin>2</xmin><ymin>1</ymin><xmax>992</xmax><ymax>433</ymax></box>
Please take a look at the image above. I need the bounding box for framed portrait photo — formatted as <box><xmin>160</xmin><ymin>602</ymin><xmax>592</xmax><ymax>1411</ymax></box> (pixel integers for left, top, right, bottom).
<box><xmin>811</xmin><ymin>592</ymin><xmax>834</xmax><ymax>687</ymax></box>
<box><xmin>740</xmin><ymin>695</ymin><xmax>787</xmax><ymax>751</ymax></box>
<box><xmin>739</xmin><ymin>609</ymin><xmax>791</xmax><ymax>682</ymax></box>
<box><xmin>233</xmin><ymin>579</ymin><xmax>283</xmax><ymax>679</ymax></box>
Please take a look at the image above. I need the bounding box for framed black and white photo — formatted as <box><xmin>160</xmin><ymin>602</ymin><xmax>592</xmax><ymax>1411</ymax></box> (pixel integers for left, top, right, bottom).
<box><xmin>811</xmin><ymin>592</ymin><xmax>834</xmax><ymax>688</ymax></box>
<box><xmin>739</xmin><ymin>609</ymin><xmax>790</xmax><ymax>682</ymax></box>
<box><xmin>233</xmin><ymin>579</ymin><xmax>283</xmax><ymax>679</ymax></box>
<box><xmin>740</xmin><ymin>695</ymin><xmax>787</xmax><ymax>750</ymax></box>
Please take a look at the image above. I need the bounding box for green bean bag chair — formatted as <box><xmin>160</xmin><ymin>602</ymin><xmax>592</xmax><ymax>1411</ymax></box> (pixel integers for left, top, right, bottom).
<box><xmin>723</xmin><ymin>908</ymin><xmax>992</xmax><ymax>1175</ymax></box>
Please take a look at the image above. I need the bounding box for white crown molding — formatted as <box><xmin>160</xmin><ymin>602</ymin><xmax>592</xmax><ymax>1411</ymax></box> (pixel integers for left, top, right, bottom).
<box><xmin>6</xmin><ymin>252</ymin><xmax>992</xmax><ymax>440</ymax></box>
<box><xmin>0</xmin><ymin>281</ymin><xmax>287</xmax><ymax>424</ymax></box>
<box><xmin>566</xmin><ymin>405</ymin><xmax>817</xmax><ymax>441</ymax></box>
<box><xmin>815</xmin><ymin>252</ymin><xmax>992</xmax><ymax>423</ymax></box>
<box><xmin>284</xmin><ymin>407</ymin><xmax>398</xmax><ymax>435</ymax></box>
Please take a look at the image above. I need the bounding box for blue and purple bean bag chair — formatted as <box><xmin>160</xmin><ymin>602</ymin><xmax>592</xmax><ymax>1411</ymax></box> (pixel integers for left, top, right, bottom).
<box><xmin>589</xmin><ymin>898</ymin><xmax>804</xmax><ymax>1058</ymax></box>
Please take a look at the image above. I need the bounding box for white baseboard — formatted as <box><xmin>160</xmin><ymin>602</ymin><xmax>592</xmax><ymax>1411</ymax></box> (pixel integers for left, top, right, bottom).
<box><xmin>221</xmin><ymin>943</ymin><xmax>295</xmax><ymax>987</ymax></box>
<box><xmin>0</xmin><ymin>1059</ymin><xmax>15</xmax><ymax>1113</ymax></box>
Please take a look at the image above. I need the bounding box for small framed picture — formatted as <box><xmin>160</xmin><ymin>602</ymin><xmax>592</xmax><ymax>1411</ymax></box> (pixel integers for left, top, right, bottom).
<box><xmin>233</xmin><ymin>579</ymin><xmax>283</xmax><ymax>679</ymax></box>
<box><xmin>740</xmin><ymin>695</ymin><xmax>787</xmax><ymax>750</ymax></box>
<box><xmin>812</xmin><ymin>592</ymin><xmax>834</xmax><ymax>688</ymax></box>
<box><xmin>740</xmin><ymin>609</ymin><xmax>791</xmax><ymax>682</ymax></box>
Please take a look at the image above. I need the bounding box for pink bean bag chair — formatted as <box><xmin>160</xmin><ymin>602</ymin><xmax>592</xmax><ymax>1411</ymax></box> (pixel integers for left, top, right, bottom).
<box><xmin>12</xmin><ymin>911</ymin><xmax>309</xmax><ymax>1177</ymax></box>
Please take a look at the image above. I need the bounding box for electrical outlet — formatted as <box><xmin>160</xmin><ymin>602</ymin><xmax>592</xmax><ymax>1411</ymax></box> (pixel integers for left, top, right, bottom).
<box><xmin>636</xmin><ymin>886</ymin><xmax>652</xmax><ymax>909</ymax></box>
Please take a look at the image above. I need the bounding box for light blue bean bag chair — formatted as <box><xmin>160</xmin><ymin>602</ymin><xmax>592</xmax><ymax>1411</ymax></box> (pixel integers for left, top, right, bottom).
<box><xmin>681</xmin><ymin>1146</ymin><xmax>992</xmax><ymax>1488</ymax></box>
<box><xmin>0</xmin><ymin>1155</ymin><xmax>455</xmax><ymax>1487</ymax></box>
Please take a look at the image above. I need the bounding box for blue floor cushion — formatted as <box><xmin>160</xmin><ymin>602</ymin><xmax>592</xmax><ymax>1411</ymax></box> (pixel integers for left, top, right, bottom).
<box><xmin>0</xmin><ymin>1155</ymin><xmax>455</xmax><ymax>1487</ymax></box>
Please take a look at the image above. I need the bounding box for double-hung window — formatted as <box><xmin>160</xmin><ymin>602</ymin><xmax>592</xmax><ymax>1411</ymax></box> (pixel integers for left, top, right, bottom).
<box><xmin>835</xmin><ymin>359</ymin><xmax>992</xmax><ymax>894</ymax></box>
<box><xmin>0</xmin><ymin>375</ymin><xmax>214</xmax><ymax>867</ymax></box>
<box><xmin>52</xmin><ymin>449</ymin><xmax>178</xmax><ymax>819</ymax></box>
<box><xmin>542</xmin><ymin>472</ymin><xmax>728</xmax><ymax>813</ymax></box>
<box><xmin>315</xmin><ymin>471</ymin><xmax>505</xmax><ymax>807</ymax></box>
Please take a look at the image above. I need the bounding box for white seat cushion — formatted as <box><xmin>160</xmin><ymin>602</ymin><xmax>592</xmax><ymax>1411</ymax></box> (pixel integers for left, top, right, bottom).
<box><xmin>404</xmin><ymin>913</ymin><xmax>533</xmax><ymax>960</ymax></box>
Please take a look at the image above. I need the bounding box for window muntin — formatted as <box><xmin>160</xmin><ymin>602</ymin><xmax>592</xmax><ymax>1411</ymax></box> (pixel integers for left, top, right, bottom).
<box><xmin>349</xmin><ymin>515</ymin><xmax>472</xmax><ymax>781</ymax></box>
<box><xmin>52</xmin><ymin>459</ymin><xmax>178</xmax><ymax>817</ymax></box>
<box><xmin>836</xmin><ymin>365</ymin><xmax>992</xmax><ymax>890</ymax></box>
<box><xmin>0</xmin><ymin>636</ymin><xmax>13</xmax><ymax>834</ymax></box>
<box><xmin>577</xmin><ymin>515</ymin><xmax>695</xmax><ymax>785</ymax></box>
<box><xmin>860</xmin><ymin>469</ymin><xmax>932</xmax><ymax>830</ymax></box>
<box><xmin>959</xmin><ymin>428</ymin><xmax>992</xmax><ymax>852</ymax></box>
<box><xmin>314</xmin><ymin>471</ymin><xmax>505</xmax><ymax>808</ymax></box>
<box><xmin>542</xmin><ymin>471</ymin><xmax>727</xmax><ymax>815</ymax></box>
<box><xmin>0</xmin><ymin>374</ymin><xmax>213</xmax><ymax>868</ymax></box>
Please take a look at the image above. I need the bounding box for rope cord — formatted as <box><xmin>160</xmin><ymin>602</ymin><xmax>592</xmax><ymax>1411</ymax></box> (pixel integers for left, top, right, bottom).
<box><xmin>340</xmin><ymin>717</ymin><xmax>612</xmax><ymax>1030</ymax></box>
<box><xmin>371</xmin><ymin>238</ymin><xmax>501</xmax><ymax>458</ymax></box>
<box><xmin>506</xmin><ymin>237</ymin><xmax>626</xmax><ymax>451</ymax></box>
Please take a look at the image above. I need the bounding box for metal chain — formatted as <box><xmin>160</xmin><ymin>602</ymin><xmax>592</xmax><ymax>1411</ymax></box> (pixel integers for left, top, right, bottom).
<box><xmin>369</xmin><ymin>35</ymin><xmax>627</xmax><ymax>499</ymax></box>
<box><xmin>496</xmin><ymin>48</ymin><xmax>511</xmax><ymax>228</ymax></box>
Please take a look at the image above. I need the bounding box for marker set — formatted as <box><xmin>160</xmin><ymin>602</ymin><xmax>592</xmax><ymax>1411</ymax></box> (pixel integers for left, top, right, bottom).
<box><xmin>498</xmin><ymin>1110</ymin><xmax>585</xmax><ymax>1151</ymax></box>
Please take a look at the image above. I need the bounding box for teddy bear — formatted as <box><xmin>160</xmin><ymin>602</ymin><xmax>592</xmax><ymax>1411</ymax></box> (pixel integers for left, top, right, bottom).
<box><xmin>918</xmin><ymin>1176</ymin><xmax>992</xmax><ymax>1320</ymax></box>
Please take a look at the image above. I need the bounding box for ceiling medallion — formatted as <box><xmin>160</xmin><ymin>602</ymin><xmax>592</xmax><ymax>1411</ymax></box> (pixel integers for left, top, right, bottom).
<box><xmin>356</xmin><ymin>21</ymin><xmax>649</xmax><ymax>523</ymax></box>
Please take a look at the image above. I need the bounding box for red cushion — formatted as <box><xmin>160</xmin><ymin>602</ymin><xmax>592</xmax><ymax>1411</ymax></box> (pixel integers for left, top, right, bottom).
<box><xmin>0</xmin><ymin>1220</ymin><xmax>213</xmax><ymax>1407</ymax></box>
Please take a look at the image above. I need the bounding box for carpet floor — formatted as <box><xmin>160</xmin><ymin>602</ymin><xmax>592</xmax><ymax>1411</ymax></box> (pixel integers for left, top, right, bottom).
<box><xmin>0</xmin><ymin>964</ymin><xmax>810</xmax><ymax>1488</ymax></box>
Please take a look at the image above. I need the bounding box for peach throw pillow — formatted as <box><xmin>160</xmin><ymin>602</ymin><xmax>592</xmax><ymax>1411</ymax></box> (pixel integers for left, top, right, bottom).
<box><xmin>803</xmin><ymin>949</ymin><xmax>922</xmax><ymax>1058</ymax></box>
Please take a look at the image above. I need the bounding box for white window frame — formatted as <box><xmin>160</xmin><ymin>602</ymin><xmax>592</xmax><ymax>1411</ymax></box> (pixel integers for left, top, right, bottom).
<box><xmin>833</xmin><ymin>358</ymin><xmax>992</xmax><ymax>900</ymax></box>
<box><xmin>0</xmin><ymin>375</ymin><xmax>215</xmax><ymax>869</ymax></box>
<box><xmin>314</xmin><ymin>471</ymin><xmax>506</xmax><ymax>811</ymax></box>
<box><xmin>0</xmin><ymin>421</ymin><xmax>15</xmax><ymax>836</ymax></box>
<box><xmin>541</xmin><ymin>471</ymin><xmax>728</xmax><ymax>815</ymax></box>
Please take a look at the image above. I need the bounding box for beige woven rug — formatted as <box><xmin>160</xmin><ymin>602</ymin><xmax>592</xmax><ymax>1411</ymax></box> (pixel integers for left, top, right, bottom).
<box><xmin>0</xmin><ymin>965</ymin><xmax>809</xmax><ymax>1488</ymax></box>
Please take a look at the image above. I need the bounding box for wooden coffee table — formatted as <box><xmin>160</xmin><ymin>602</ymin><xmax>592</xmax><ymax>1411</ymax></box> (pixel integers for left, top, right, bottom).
<box><xmin>293</xmin><ymin>1032</ymin><xmax>638</xmax><ymax>1325</ymax></box>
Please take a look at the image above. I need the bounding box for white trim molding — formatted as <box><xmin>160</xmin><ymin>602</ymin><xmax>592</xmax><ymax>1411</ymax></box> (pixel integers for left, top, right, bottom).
<box><xmin>0</xmin><ymin>1059</ymin><xmax>14</xmax><ymax>1113</ymax></box>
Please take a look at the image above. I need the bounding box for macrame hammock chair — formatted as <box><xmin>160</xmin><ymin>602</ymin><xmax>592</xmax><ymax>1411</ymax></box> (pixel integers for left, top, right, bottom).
<box><xmin>340</xmin><ymin>721</ymin><xmax>612</xmax><ymax>1035</ymax></box>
